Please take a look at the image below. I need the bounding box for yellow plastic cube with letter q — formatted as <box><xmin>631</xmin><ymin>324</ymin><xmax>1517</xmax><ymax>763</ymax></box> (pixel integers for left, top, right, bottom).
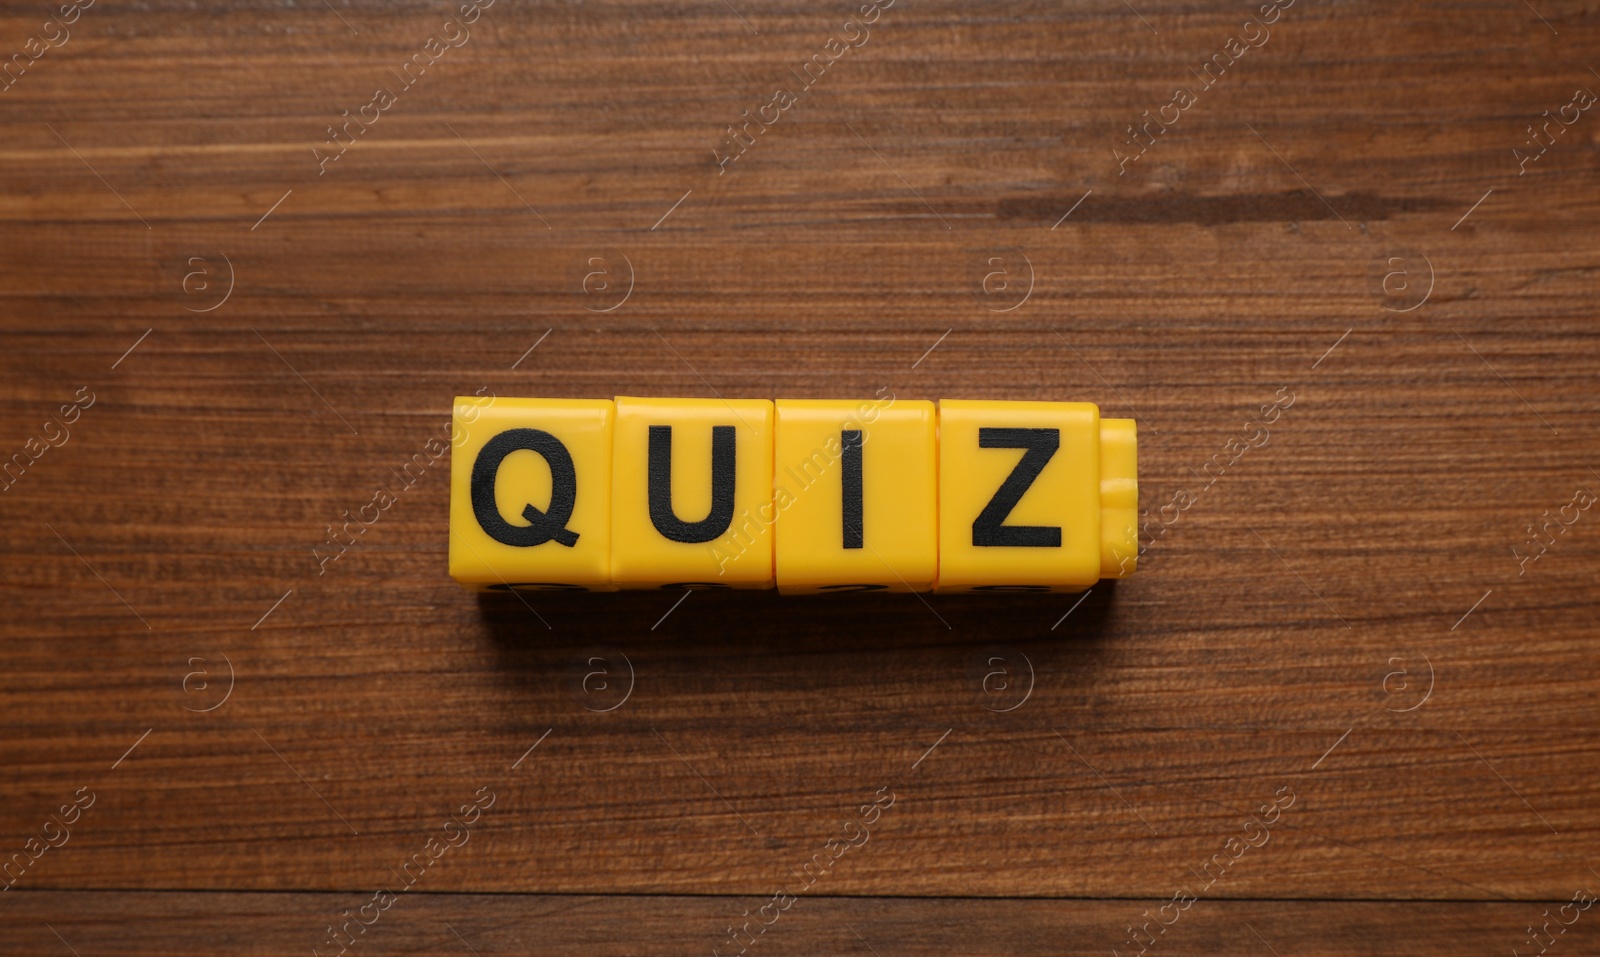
<box><xmin>448</xmin><ymin>397</ymin><xmax>615</xmax><ymax>592</ymax></box>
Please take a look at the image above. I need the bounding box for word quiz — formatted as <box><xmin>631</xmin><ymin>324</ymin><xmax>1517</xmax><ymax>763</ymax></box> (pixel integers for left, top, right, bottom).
<box><xmin>449</xmin><ymin>395</ymin><xmax>1138</xmax><ymax>593</ymax></box>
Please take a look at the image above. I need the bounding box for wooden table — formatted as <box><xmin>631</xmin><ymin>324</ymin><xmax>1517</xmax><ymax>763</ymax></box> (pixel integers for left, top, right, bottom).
<box><xmin>3</xmin><ymin>0</ymin><xmax>1597</xmax><ymax>952</ymax></box>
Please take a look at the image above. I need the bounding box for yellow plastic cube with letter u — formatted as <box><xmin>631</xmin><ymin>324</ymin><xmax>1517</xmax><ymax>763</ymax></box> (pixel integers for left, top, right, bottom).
<box><xmin>773</xmin><ymin>397</ymin><xmax>937</xmax><ymax>593</ymax></box>
<box><xmin>610</xmin><ymin>396</ymin><xmax>775</xmax><ymax>588</ymax></box>
<box><xmin>936</xmin><ymin>400</ymin><xmax>1134</xmax><ymax>593</ymax></box>
<box><xmin>448</xmin><ymin>396</ymin><xmax>614</xmax><ymax>591</ymax></box>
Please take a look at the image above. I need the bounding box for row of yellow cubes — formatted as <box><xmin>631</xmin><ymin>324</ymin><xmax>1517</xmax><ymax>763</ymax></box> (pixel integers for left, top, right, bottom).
<box><xmin>449</xmin><ymin>394</ymin><xmax>1138</xmax><ymax>593</ymax></box>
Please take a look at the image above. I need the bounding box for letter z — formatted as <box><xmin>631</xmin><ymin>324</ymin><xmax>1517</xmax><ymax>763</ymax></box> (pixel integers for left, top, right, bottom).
<box><xmin>972</xmin><ymin>428</ymin><xmax>1061</xmax><ymax>547</ymax></box>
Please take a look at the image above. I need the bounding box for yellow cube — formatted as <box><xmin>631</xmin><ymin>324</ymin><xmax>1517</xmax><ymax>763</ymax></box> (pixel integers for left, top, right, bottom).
<box><xmin>611</xmin><ymin>396</ymin><xmax>775</xmax><ymax>588</ymax></box>
<box><xmin>936</xmin><ymin>400</ymin><xmax>1106</xmax><ymax>593</ymax></box>
<box><xmin>773</xmin><ymin>397</ymin><xmax>937</xmax><ymax>593</ymax></box>
<box><xmin>448</xmin><ymin>396</ymin><xmax>614</xmax><ymax>591</ymax></box>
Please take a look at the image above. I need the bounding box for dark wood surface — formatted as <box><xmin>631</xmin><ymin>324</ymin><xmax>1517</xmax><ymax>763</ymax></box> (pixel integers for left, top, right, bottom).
<box><xmin>0</xmin><ymin>893</ymin><xmax>1567</xmax><ymax>955</ymax></box>
<box><xmin>4</xmin><ymin>0</ymin><xmax>1600</xmax><ymax>952</ymax></box>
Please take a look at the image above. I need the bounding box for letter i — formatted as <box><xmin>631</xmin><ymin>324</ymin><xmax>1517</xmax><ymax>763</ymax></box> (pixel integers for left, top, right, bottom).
<box><xmin>841</xmin><ymin>430</ymin><xmax>864</xmax><ymax>548</ymax></box>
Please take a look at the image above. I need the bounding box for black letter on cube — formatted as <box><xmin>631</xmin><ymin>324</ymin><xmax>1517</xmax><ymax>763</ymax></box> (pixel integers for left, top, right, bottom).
<box><xmin>841</xmin><ymin>429</ymin><xmax>864</xmax><ymax>549</ymax></box>
<box><xmin>972</xmin><ymin>427</ymin><xmax>1061</xmax><ymax>547</ymax></box>
<box><xmin>472</xmin><ymin>429</ymin><xmax>581</xmax><ymax>547</ymax></box>
<box><xmin>648</xmin><ymin>424</ymin><xmax>736</xmax><ymax>543</ymax></box>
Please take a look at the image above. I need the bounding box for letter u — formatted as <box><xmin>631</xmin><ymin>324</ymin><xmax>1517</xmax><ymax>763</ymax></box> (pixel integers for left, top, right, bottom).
<box><xmin>648</xmin><ymin>425</ymin><xmax>735</xmax><ymax>543</ymax></box>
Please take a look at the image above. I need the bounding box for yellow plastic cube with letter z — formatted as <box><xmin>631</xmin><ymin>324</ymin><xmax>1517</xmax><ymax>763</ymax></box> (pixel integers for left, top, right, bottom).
<box><xmin>937</xmin><ymin>400</ymin><xmax>1130</xmax><ymax>593</ymax></box>
<box><xmin>449</xmin><ymin>397</ymin><xmax>614</xmax><ymax>591</ymax></box>
<box><xmin>774</xmin><ymin>397</ymin><xmax>937</xmax><ymax>594</ymax></box>
<box><xmin>611</xmin><ymin>396</ymin><xmax>775</xmax><ymax>589</ymax></box>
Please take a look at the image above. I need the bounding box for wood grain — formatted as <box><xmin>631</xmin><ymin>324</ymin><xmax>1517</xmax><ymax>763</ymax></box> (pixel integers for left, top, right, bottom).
<box><xmin>2</xmin><ymin>0</ymin><xmax>1598</xmax><ymax>951</ymax></box>
<box><xmin>0</xmin><ymin>892</ymin><xmax>1573</xmax><ymax>956</ymax></box>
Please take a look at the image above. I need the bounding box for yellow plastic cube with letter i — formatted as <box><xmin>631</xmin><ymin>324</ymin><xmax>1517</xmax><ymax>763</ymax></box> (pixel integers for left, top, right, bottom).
<box><xmin>773</xmin><ymin>396</ymin><xmax>937</xmax><ymax>593</ymax></box>
<box><xmin>936</xmin><ymin>400</ymin><xmax>1137</xmax><ymax>593</ymax></box>
<box><xmin>448</xmin><ymin>396</ymin><xmax>615</xmax><ymax>591</ymax></box>
<box><xmin>610</xmin><ymin>396</ymin><xmax>775</xmax><ymax>589</ymax></box>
